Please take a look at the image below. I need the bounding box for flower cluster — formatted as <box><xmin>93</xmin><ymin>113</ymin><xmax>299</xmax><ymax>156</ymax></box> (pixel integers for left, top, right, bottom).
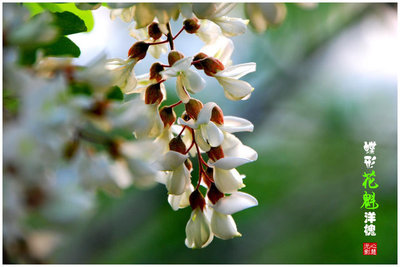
<box><xmin>109</xmin><ymin>3</ymin><xmax>258</xmax><ymax>248</ymax></box>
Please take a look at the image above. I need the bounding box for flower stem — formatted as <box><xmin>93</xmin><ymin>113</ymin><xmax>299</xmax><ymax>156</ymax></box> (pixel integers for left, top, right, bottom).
<box><xmin>168</xmin><ymin>100</ymin><xmax>182</xmax><ymax>109</ymax></box>
<box><xmin>166</xmin><ymin>22</ymin><xmax>174</xmax><ymax>50</ymax></box>
<box><xmin>177</xmin><ymin>125</ymin><xmax>186</xmax><ymax>138</ymax></box>
<box><xmin>148</xmin><ymin>39</ymin><xmax>169</xmax><ymax>46</ymax></box>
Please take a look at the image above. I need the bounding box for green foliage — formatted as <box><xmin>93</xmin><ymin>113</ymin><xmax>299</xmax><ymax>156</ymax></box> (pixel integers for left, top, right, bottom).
<box><xmin>106</xmin><ymin>86</ymin><xmax>124</xmax><ymax>101</ymax></box>
<box><xmin>42</xmin><ymin>36</ymin><xmax>81</xmax><ymax>57</ymax></box>
<box><xmin>24</xmin><ymin>3</ymin><xmax>94</xmax><ymax>32</ymax></box>
<box><xmin>53</xmin><ymin>11</ymin><xmax>87</xmax><ymax>35</ymax></box>
<box><xmin>69</xmin><ymin>82</ymin><xmax>93</xmax><ymax>96</ymax></box>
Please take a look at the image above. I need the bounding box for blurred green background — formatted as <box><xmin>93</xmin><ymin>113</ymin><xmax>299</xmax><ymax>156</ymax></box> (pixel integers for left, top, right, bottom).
<box><xmin>6</xmin><ymin>3</ymin><xmax>398</xmax><ymax>264</ymax></box>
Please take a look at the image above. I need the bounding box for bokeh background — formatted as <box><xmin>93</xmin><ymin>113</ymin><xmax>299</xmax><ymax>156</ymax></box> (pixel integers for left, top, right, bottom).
<box><xmin>3</xmin><ymin>3</ymin><xmax>397</xmax><ymax>264</ymax></box>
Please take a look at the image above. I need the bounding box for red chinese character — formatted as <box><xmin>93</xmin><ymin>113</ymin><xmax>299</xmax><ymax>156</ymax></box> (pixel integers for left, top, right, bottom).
<box><xmin>363</xmin><ymin>243</ymin><xmax>377</xmax><ymax>255</ymax></box>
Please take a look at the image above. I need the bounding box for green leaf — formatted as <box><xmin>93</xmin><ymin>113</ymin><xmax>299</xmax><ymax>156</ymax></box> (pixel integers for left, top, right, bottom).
<box><xmin>42</xmin><ymin>36</ymin><xmax>81</xmax><ymax>57</ymax></box>
<box><xmin>23</xmin><ymin>3</ymin><xmax>94</xmax><ymax>32</ymax></box>
<box><xmin>53</xmin><ymin>11</ymin><xmax>87</xmax><ymax>35</ymax></box>
<box><xmin>69</xmin><ymin>82</ymin><xmax>93</xmax><ymax>96</ymax></box>
<box><xmin>18</xmin><ymin>48</ymin><xmax>37</xmax><ymax>65</ymax></box>
<box><xmin>106</xmin><ymin>86</ymin><xmax>124</xmax><ymax>101</ymax></box>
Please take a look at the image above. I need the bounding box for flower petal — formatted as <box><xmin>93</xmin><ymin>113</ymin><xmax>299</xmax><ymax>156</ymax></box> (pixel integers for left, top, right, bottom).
<box><xmin>157</xmin><ymin>151</ymin><xmax>188</xmax><ymax>171</ymax></box>
<box><xmin>168</xmin><ymin>183</ymin><xmax>194</xmax><ymax>210</ymax></box>
<box><xmin>166</xmin><ymin>165</ymin><xmax>190</xmax><ymax>195</ymax></box>
<box><xmin>211</xmin><ymin>211</ymin><xmax>241</xmax><ymax>239</ymax></box>
<box><xmin>171</xmin><ymin>56</ymin><xmax>193</xmax><ymax>72</ymax></box>
<box><xmin>176</xmin><ymin>75</ymin><xmax>191</xmax><ymax>103</ymax></box>
<box><xmin>182</xmin><ymin>69</ymin><xmax>206</xmax><ymax>94</ymax></box>
<box><xmin>221</xmin><ymin>133</ymin><xmax>258</xmax><ymax>161</ymax></box>
<box><xmin>197</xmin><ymin>102</ymin><xmax>217</xmax><ymax>125</ymax></box>
<box><xmin>212</xmin><ymin>192</ymin><xmax>258</xmax><ymax>215</ymax></box>
<box><xmin>216</xmin><ymin>77</ymin><xmax>254</xmax><ymax>101</ymax></box>
<box><xmin>209</xmin><ymin>157</ymin><xmax>253</xmax><ymax>170</ymax></box>
<box><xmin>201</xmin><ymin>122</ymin><xmax>224</xmax><ymax>147</ymax></box>
<box><xmin>213</xmin><ymin>16</ymin><xmax>248</xmax><ymax>37</ymax></box>
<box><xmin>220</xmin><ymin>116</ymin><xmax>254</xmax><ymax>133</ymax></box>
<box><xmin>214</xmin><ymin>62</ymin><xmax>256</xmax><ymax>79</ymax></box>
<box><xmin>194</xmin><ymin>129</ymin><xmax>211</xmax><ymax>152</ymax></box>
<box><xmin>185</xmin><ymin>208</ymin><xmax>214</xmax><ymax>249</ymax></box>
<box><xmin>177</xmin><ymin>117</ymin><xmax>197</xmax><ymax>129</ymax></box>
<box><xmin>214</xmin><ymin>168</ymin><xmax>244</xmax><ymax>193</ymax></box>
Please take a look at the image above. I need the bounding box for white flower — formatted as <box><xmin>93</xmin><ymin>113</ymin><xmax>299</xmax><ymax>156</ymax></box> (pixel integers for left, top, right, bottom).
<box><xmin>74</xmin><ymin>55</ymin><xmax>115</xmax><ymax>94</ymax></box>
<box><xmin>185</xmin><ymin>207</ymin><xmax>214</xmax><ymax>249</ymax></box>
<box><xmin>212</xmin><ymin>16</ymin><xmax>248</xmax><ymax>37</ymax></box>
<box><xmin>161</xmin><ymin>57</ymin><xmax>206</xmax><ymax>103</ymax></box>
<box><xmin>192</xmin><ymin>3</ymin><xmax>248</xmax><ymax>37</ymax></box>
<box><xmin>178</xmin><ymin>102</ymin><xmax>254</xmax><ymax>152</ymax></box>
<box><xmin>210</xmin><ymin>192</ymin><xmax>258</xmax><ymax>239</ymax></box>
<box><xmin>168</xmin><ymin>183</ymin><xmax>194</xmax><ymax>211</ymax></box>
<box><xmin>106</xmin><ymin>57</ymin><xmax>137</xmax><ymax>94</ymax></box>
<box><xmin>111</xmin><ymin>98</ymin><xmax>163</xmax><ymax>139</ymax></box>
<box><xmin>200</xmin><ymin>35</ymin><xmax>234</xmax><ymax>67</ymax></box>
<box><xmin>157</xmin><ymin>151</ymin><xmax>191</xmax><ymax>195</ymax></box>
<box><xmin>213</xmin><ymin>62</ymin><xmax>256</xmax><ymax>101</ymax></box>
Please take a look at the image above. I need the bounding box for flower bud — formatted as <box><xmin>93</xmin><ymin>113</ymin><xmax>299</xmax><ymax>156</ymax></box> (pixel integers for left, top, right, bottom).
<box><xmin>210</xmin><ymin>105</ymin><xmax>224</xmax><ymax>125</ymax></box>
<box><xmin>183</xmin><ymin>17</ymin><xmax>201</xmax><ymax>34</ymax></box>
<box><xmin>207</xmin><ymin>183</ymin><xmax>224</xmax><ymax>204</ymax></box>
<box><xmin>148</xmin><ymin>22</ymin><xmax>163</xmax><ymax>40</ymax></box>
<box><xmin>207</xmin><ymin>146</ymin><xmax>225</xmax><ymax>161</ymax></box>
<box><xmin>159</xmin><ymin>106</ymin><xmax>176</xmax><ymax>128</ymax></box>
<box><xmin>149</xmin><ymin>62</ymin><xmax>165</xmax><ymax>82</ymax></box>
<box><xmin>189</xmin><ymin>189</ymin><xmax>206</xmax><ymax>210</ymax></box>
<box><xmin>169</xmin><ymin>136</ymin><xmax>187</xmax><ymax>154</ymax></box>
<box><xmin>145</xmin><ymin>83</ymin><xmax>164</xmax><ymax>105</ymax></box>
<box><xmin>128</xmin><ymin>41</ymin><xmax>150</xmax><ymax>60</ymax></box>
<box><xmin>201</xmin><ymin>57</ymin><xmax>225</xmax><ymax>76</ymax></box>
<box><xmin>185</xmin><ymin>98</ymin><xmax>203</xmax><ymax>120</ymax></box>
<box><xmin>184</xmin><ymin>158</ymin><xmax>193</xmax><ymax>171</ymax></box>
<box><xmin>168</xmin><ymin>50</ymin><xmax>185</xmax><ymax>66</ymax></box>
<box><xmin>193</xmin><ymin>52</ymin><xmax>208</xmax><ymax>70</ymax></box>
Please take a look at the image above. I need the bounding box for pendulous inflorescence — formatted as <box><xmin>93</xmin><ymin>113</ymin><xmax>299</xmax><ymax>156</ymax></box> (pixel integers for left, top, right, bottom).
<box><xmin>108</xmin><ymin>3</ymin><xmax>259</xmax><ymax>249</ymax></box>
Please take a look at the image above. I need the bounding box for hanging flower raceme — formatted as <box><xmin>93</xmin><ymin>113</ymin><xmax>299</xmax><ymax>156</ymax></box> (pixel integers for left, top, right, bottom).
<box><xmin>104</xmin><ymin>3</ymin><xmax>259</xmax><ymax>250</ymax></box>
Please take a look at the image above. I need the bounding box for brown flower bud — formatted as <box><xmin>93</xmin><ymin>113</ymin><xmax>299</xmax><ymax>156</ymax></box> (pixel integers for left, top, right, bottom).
<box><xmin>207</xmin><ymin>182</ymin><xmax>224</xmax><ymax>204</ymax></box>
<box><xmin>183</xmin><ymin>17</ymin><xmax>201</xmax><ymax>34</ymax></box>
<box><xmin>201</xmin><ymin>57</ymin><xmax>224</xmax><ymax>76</ymax></box>
<box><xmin>168</xmin><ymin>50</ymin><xmax>185</xmax><ymax>66</ymax></box>
<box><xmin>210</xmin><ymin>105</ymin><xmax>224</xmax><ymax>125</ymax></box>
<box><xmin>193</xmin><ymin>52</ymin><xmax>208</xmax><ymax>70</ymax></box>
<box><xmin>149</xmin><ymin>62</ymin><xmax>164</xmax><ymax>82</ymax></box>
<box><xmin>207</xmin><ymin>146</ymin><xmax>225</xmax><ymax>161</ymax></box>
<box><xmin>185</xmin><ymin>98</ymin><xmax>204</xmax><ymax>120</ymax></box>
<box><xmin>128</xmin><ymin>41</ymin><xmax>149</xmax><ymax>60</ymax></box>
<box><xmin>184</xmin><ymin>158</ymin><xmax>193</xmax><ymax>171</ymax></box>
<box><xmin>145</xmin><ymin>83</ymin><xmax>164</xmax><ymax>105</ymax></box>
<box><xmin>159</xmin><ymin>106</ymin><xmax>176</xmax><ymax>128</ymax></box>
<box><xmin>169</xmin><ymin>136</ymin><xmax>187</xmax><ymax>154</ymax></box>
<box><xmin>189</xmin><ymin>189</ymin><xmax>206</xmax><ymax>210</ymax></box>
<box><xmin>148</xmin><ymin>22</ymin><xmax>162</xmax><ymax>40</ymax></box>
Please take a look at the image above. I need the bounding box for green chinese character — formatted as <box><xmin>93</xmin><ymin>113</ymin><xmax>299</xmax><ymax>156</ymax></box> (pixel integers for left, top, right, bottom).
<box><xmin>361</xmin><ymin>191</ymin><xmax>379</xmax><ymax>210</ymax></box>
<box><xmin>362</xmin><ymin>170</ymin><xmax>379</xmax><ymax>189</ymax></box>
